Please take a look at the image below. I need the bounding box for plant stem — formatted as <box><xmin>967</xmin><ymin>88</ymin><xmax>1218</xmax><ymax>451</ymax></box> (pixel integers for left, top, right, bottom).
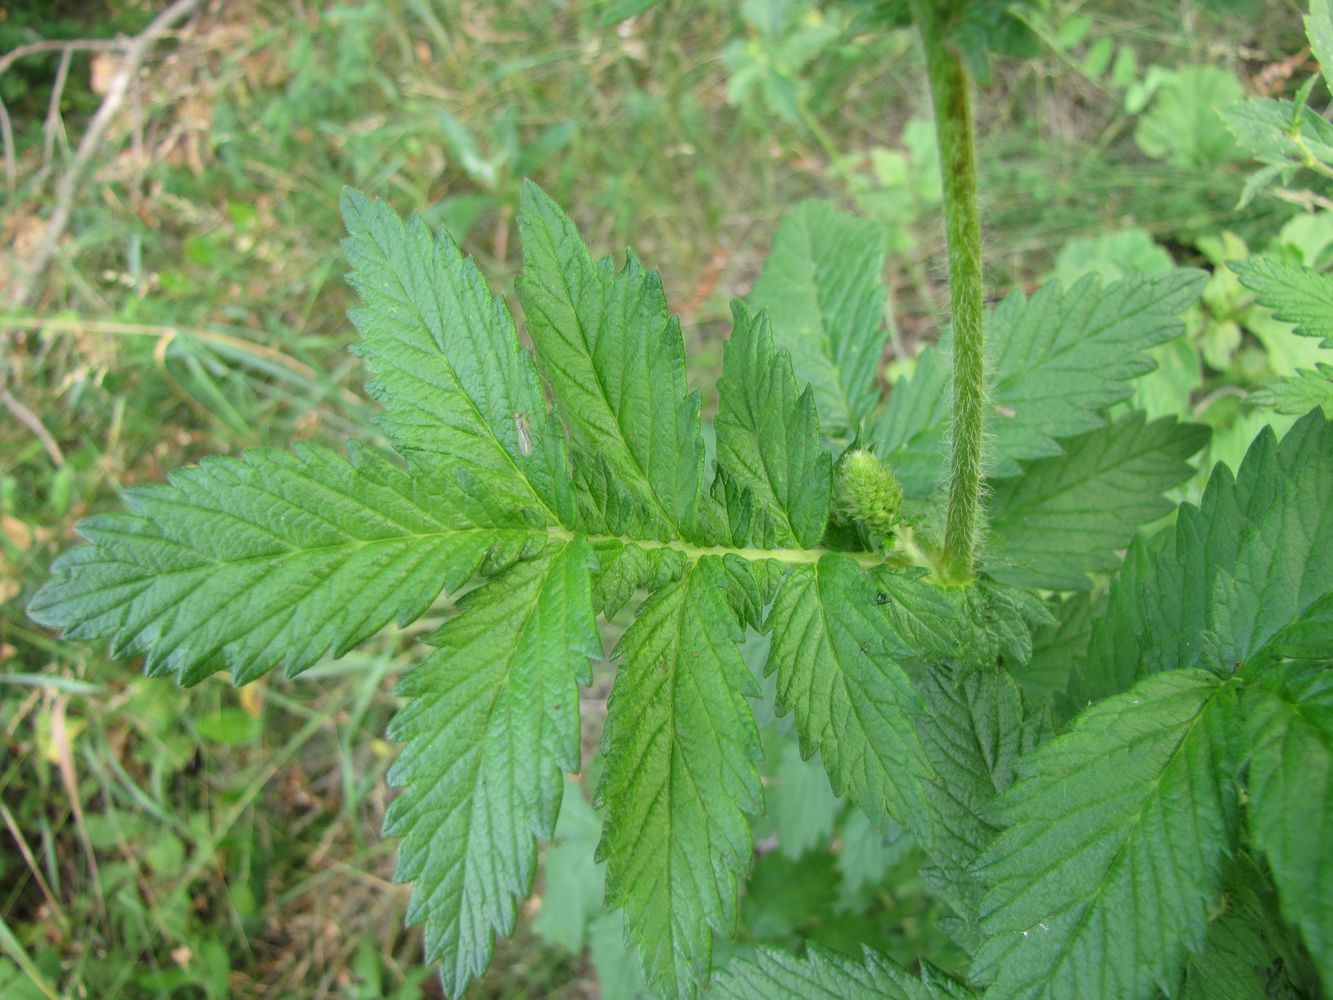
<box><xmin>911</xmin><ymin>0</ymin><xmax>985</xmax><ymax>585</ymax></box>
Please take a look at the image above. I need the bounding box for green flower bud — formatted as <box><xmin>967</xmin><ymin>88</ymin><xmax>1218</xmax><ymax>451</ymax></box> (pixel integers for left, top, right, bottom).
<box><xmin>834</xmin><ymin>450</ymin><xmax>904</xmax><ymax>537</ymax></box>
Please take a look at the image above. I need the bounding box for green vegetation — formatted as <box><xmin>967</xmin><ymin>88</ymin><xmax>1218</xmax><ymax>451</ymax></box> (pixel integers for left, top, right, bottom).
<box><xmin>5</xmin><ymin>1</ymin><xmax>1333</xmax><ymax>998</ymax></box>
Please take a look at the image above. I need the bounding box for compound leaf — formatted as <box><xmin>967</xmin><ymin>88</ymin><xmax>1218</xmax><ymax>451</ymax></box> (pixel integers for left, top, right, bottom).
<box><xmin>747</xmin><ymin>200</ymin><xmax>888</xmax><ymax>436</ymax></box>
<box><xmin>984</xmin><ymin>413</ymin><xmax>1208</xmax><ymax>591</ymax></box>
<box><xmin>1243</xmin><ymin>664</ymin><xmax>1333</xmax><ymax>985</ymax></box>
<box><xmin>716</xmin><ymin>302</ymin><xmax>833</xmax><ymax>548</ymax></box>
<box><xmin>27</xmin><ymin>445</ymin><xmax>522</xmax><ymax>685</ymax></box>
<box><xmin>877</xmin><ymin>270</ymin><xmax>1206</xmax><ymax>497</ymax></box>
<box><xmin>765</xmin><ymin>555</ymin><xmax>933</xmax><ymax>838</ymax></box>
<box><xmin>517</xmin><ymin>180</ymin><xmax>705</xmax><ymax>540</ymax></box>
<box><xmin>596</xmin><ymin>557</ymin><xmax>762</xmax><ymax>997</ymax></box>
<box><xmin>712</xmin><ymin>944</ymin><xmax>971</xmax><ymax>1000</ymax></box>
<box><xmin>385</xmin><ymin>539</ymin><xmax>600</xmax><ymax>995</ymax></box>
<box><xmin>977</xmin><ymin>671</ymin><xmax>1241</xmax><ymax>999</ymax></box>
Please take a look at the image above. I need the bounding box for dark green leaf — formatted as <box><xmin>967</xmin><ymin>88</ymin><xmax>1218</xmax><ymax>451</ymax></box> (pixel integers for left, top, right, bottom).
<box><xmin>385</xmin><ymin>540</ymin><xmax>600</xmax><ymax>996</ymax></box>
<box><xmin>597</xmin><ymin>557</ymin><xmax>763</xmax><ymax>996</ymax></box>
<box><xmin>765</xmin><ymin>555</ymin><xmax>933</xmax><ymax>838</ymax></box>
<box><xmin>717</xmin><ymin>302</ymin><xmax>833</xmax><ymax>548</ymax></box>
<box><xmin>984</xmin><ymin>413</ymin><xmax>1208</xmax><ymax>591</ymax></box>
<box><xmin>877</xmin><ymin>270</ymin><xmax>1205</xmax><ymax>497</ymax></box>
<box><xmin>978</xmin><ymin>671</ymin><xmax>1241</xmax><ymax>999</ymax></box>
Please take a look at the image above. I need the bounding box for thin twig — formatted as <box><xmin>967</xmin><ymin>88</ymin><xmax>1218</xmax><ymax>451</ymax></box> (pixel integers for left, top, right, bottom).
<box><xmin>0</xmin><ymin>95</ymin><xmax>15</xmax><ymax>201</ymax></box>
<box><xmin>6</xmin><ymin>0</ymin><xmax>204</xmax><ymax>311</ymax></box>
<box><xmin>42</xmin><ymin>47</ymin><xmax>75</xmax><ymax>172</ymax></box>
<box><xmin>0</xmin><ymin>37</ymin><xmax>124</xmax><ymax>78</ymax></box>
<box><xmin>0</xmin><ymin>385</ymin><xmax>65</xmax><ymax>466</ymax></box>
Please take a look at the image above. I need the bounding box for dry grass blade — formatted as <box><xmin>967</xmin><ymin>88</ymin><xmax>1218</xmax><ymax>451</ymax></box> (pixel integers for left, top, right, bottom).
<box><xmin>5</xmin><ymin>0</ymin><xmax>205</xmax><ymax>311</ymax></box>
<box><xmin>0</xmin><ymin>800</ymin><xmax>68</xmax><ymax>933</ymax></box>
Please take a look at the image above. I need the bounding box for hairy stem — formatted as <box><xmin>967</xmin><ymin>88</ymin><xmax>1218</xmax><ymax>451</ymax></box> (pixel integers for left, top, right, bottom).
<box><xmin>911</xmin><ymin>0</ymin><xmax>985</xmax><ymax>585</ymax></box>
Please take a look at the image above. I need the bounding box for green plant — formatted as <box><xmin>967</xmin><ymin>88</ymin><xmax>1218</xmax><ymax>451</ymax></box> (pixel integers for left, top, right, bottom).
<box><xmin>25</xmin><ymin>4</ymin><xmax>1333</xmax><ymax>1000</ymax></box>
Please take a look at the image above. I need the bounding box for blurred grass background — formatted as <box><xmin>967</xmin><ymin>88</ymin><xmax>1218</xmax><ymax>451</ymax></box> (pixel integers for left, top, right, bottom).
<box><xmin>0</xmin><ymin>0</ymin><xmax>1318</xmax><ymax>996</ymax></box>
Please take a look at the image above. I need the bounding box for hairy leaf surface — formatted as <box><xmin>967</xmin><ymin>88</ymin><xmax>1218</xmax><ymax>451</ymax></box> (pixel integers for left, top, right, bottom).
<box><xmin>766</xmin><ymin>555</ymin><xmax>932</xmax><ymax>837</ymax></box>
<box><xmin>1243</xmin><ymin>665</ymin><xmax>1333</xmax><ymax>985</ymax></box>
<box><xmin>716</xmin><ymin>302</ymin><xmax>832</xmax><ymax>548</ymax></box>
<box><xmin>918</xmin><ymin>664</ymin><xmax>1044</xmax><ymax>944</ymax></box>
<box><xmin>27</xmin><ymin>445</ymin><xmax>523</xmax><ymax>685</ymax></box>
<box><xmin>596</xmin><ymin>557</ymin><xmax>762</xmax><ymax>997</ymax></box>
<box><xmin>712</xmin><ymin>944</ymin><xmax>971</xmax><ymax>1000</ymax></box>
<box><xmin>341</xmin><ymin>188</ymin><xmax>573</xmax><ymax>524</ymax></box>
<box><xmin>747</xmin><ymin>200</ymin><xmax>888</xmax><ymax>435</ymax></box>
<box><xmin>1020</xmin><ymin>591</ymin><xmax>1099</xmax><ymax>706</ymax></box>
<box><xmin>877</xmin><ymin>271</ymin><xmax>1205</xmax><ymax>497</ymax></box>
<box><xmin>385</xmin><ymin>540</ymin><xmax>599</xmax><ymax>995</ymax></box>
<box><xmin>984</xmin><ymin>413</ymin><xmax>1208</xmax><ymax>590</ymax></box>
<box><xmin>978</xmin><ymin>671</ymin><xmax>1240</xmax><ymax>1000</ymax></box>
<box><xmin>517</xmin><ymin>180</ymin><xmax>705</xmax><ymax>540</ymax></box>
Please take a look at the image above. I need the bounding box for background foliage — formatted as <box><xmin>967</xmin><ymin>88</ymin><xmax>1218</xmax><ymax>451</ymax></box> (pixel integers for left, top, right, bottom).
<box><xmin>2</xmin><ymin>0</ymin><xmax>1328</xmax><ymax>996</ymax></box>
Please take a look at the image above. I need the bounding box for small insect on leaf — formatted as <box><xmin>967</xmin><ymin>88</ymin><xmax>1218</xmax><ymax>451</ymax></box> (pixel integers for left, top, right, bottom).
<box><xmin>514</xmin><ymin>412</ymin><xmax>533</xmax><ymax>456</ymax></box>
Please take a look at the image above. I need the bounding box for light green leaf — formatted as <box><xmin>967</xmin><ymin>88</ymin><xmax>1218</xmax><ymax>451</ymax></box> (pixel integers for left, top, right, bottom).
<box><xmin>769</xmin><ymin>739</ymin><xmax>839</xmax><ymax>859</ymax></box>
<box><xmin>877</xmin><ymin>270</ymin><xmax>1205</xmax><ymax>497</ymax></box>
<box><xmin>1231</xmin><ymin>256</ymin><xmax>1333</xmax><ymax>347</ymax></box>
<box><xmin>712</xmin><ymin>944</ymin><xmax>971</xmax><ymax>1000</ymax></box>
<box><xmin>977</xmin><ymin>671</ymin><xmax>1241</xmax><ymax>999</ymax></box>
<box><xmin>27</xmin><ymin>445</ymin><xmax>524</xmax><ymax>685</ymax></box>
<box><xmin>597</xmin><ymin>557</ymin><xmax>762</xmax><ymax>997</ymax></box>
<box><xmin>747</xmin><ymin>201</ymin><xmax>888</xmax><ymax>436</ymax></box>
<box><xmin>1310</xmin><ymin>0</ymin><xmax>1333</xmax><ymax>91</ymax></box>
<box><xmin>1069</xmin><ymin>410</ymin><xmax>1333</xmax><ymax>705</ymax></box>
<box><xmin>839</xmin><ymin>810</ymin><xmax>914</xmax><ymax>894</ymax></box>
<box><xmin>1222</xmin><ymin>96</ymin><xmax>1333</xmax><ymax>171</ymax></box>
<box><xmin>1243</xmin><ymin>665</ymin><xmax>1333</xmax><ymax>985</ymax></box>
<box><xmin>765</xmin><ymin>555</ymin><xmax>932</xmax><ymax>837</ymax></box>
<box><xmin>532</xmin><ymin>785</ymin><xmax>605</xmax><ymax>955</ymax></box>
<box><xmin>385</xmin><ymin>539</ymin><xmax>600</xmax><ymax>996</ymax></box>
<box><xmin>1134</xmin><ymin>65</ymin><xmax>1244</xmax><ymax>168</ymax></box>
<box><xmin>716</xmin><ymin>302</ymin><xmax>832</xmax><ymax>548</ymax></box>
<box><xmin>1050</xmin><ymin>227</ymin><xmax>1173</xmax><ymax>287</ymax></box>
<box><xmin>517</xmin><ymin>180</ymin><xmax>705</xmax><ymax>540</ymax></box>
<box><xmin>868</xmin><ymin>570</ymin><xmax>1050</xmax><ymax>671</ymax></box>
<box><xmin>341</xmin><ymin>188</ymin><xmax>572</xmax><ymax>525</ymax></box>
<box><xmin>600</xmin><ymin>0</ymin><xmax>666</xmax><ymax>25</ymax></box>
<box><xmin>1250</xmin><ymin>364</ymin><xmax>1333</xmax><ymax>417</ymax></box>
<box><xmin>984</xmin><ymin>413</ymin><xmax>1208</xmax><ymax>591</ymax></box>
